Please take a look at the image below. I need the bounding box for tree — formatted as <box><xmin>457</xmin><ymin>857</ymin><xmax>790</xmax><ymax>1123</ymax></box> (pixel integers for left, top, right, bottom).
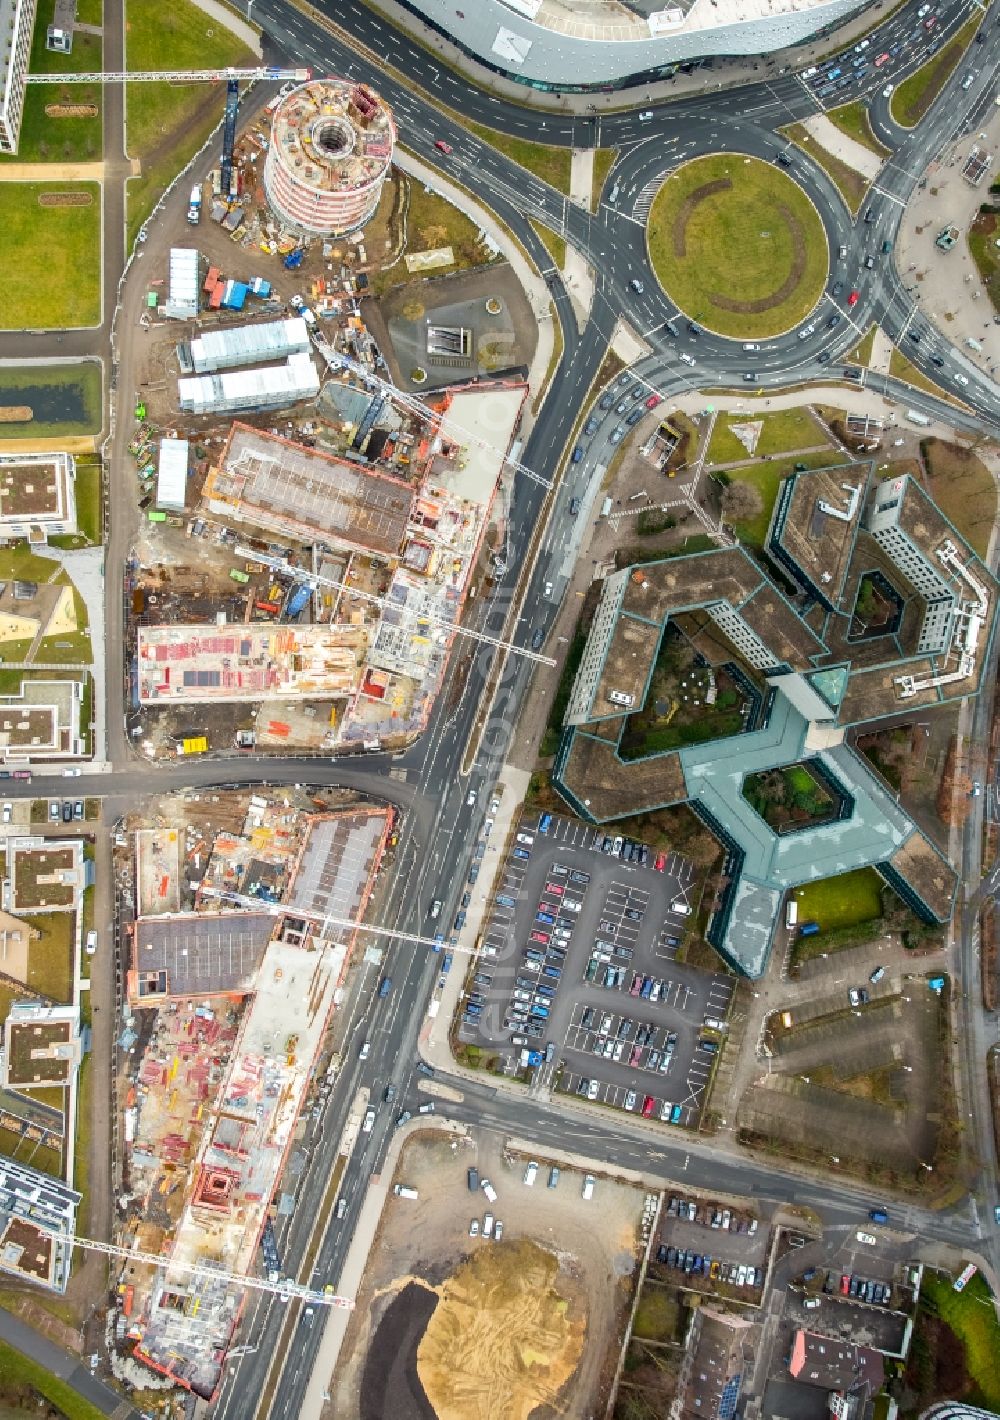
<box><xmin>401</xmin><ymin>298</ymin><xmax>425</xmax><ymax>322</ymax></box>
<box><xmin>721</xmin><ymin>480</ymin><xmax>763</xmax><ymax>524</ymax></box>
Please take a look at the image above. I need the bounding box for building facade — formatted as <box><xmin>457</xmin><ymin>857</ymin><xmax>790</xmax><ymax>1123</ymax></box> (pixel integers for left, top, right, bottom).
<box><xmin>0</xmin><ymin>0</ymin><xmax>37</xmax><ymax>153</ymax></box>
<box><xmin>382</xmin><ymin>0</ymin><xmax>868</xmax><ymax>91</ymax></box>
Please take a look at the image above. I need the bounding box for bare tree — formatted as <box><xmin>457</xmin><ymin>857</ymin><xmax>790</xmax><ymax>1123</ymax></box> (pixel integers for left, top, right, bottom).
<box><xmin>721</xmin><ymin>480</ymin><xmax>763</xmax><ymax>525</ymax></box>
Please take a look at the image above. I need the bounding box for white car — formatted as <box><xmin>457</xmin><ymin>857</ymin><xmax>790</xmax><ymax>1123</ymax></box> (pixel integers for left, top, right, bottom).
<box><xmin>679</xmin><ymin>352</ymin><xmax>695</xmax><ymax>367</ymax></box>
<box><xmin>882</xmin><ymin>83</ymin><xmax>894</xmax><ymax>97</ymax></box>
<box><xmin>955</xmin><ymin>373</ymin><xmax>969</xmax><ymax>386</ymax></box>
<box><xmin>494</xmin><ymin>1219</ymin><xmax>504</xmax><ymax>1241</ymax></box>
<box><xmin>466</xmin><ymin>788</ymin><xmax>477</xmax><ymax>806</ymax></box>
<box><xmin>856</xmin><ymin>1231</ymin><xmax>877</xmax><ymax>1246</ymax></box>
<box><xmin>469</xmin><ymin>1218</ymin><xmax>480</xmax><ymax>1237</ymax></box>
<box><xmin>523</xmin><ymin>1161</ymin><xmax>538</xmax><ymax>1186</ymax></box>
<box><xmin>624</xmin><ymin>1090</ymin><xmax>637</xmax><ymax>1111</ymax></box>
<box><xmin>490</xmin><ymin>795</ymin><xmax>501</xmax><ymax>814</ymax></box>
<box><xmin>85</xmin><ymin>930</ymin><xmax>98</xmax><ymax>956</ymax></box>
<box><xmin>587</xmin><ymin>1078</ymin><xmax>600</xmax><ymax>1100</ymax></box>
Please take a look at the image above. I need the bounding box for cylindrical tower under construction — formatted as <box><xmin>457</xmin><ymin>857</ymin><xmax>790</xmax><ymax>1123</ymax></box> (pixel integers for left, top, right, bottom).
<box><xmin>263</xmin><ymin>78</ymin><xmax>395</xmax><ymax>238</ymax></box>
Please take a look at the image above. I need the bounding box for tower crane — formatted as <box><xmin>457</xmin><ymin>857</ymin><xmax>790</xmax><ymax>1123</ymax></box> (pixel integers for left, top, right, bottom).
<box><xmin>57</xmin><ymin>1228</ymin><xmax>353</xmax><ymax>1308</ymax></box>
<box><xmin>24</xmin><ymin>66</ymin><xmax>310</xmax><ymax>191</ymax></box>
<box><xmin>24</xmin><ymin>65</ymin><xmax>312</xmax><ymax>85</ymax></box>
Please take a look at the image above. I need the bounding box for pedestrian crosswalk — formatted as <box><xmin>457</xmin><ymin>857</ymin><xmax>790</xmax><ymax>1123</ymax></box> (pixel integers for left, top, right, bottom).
<box><xmin>634</xmin><ymin>172</ymin><xmax>668</xmax><ymax>223</ymax></box>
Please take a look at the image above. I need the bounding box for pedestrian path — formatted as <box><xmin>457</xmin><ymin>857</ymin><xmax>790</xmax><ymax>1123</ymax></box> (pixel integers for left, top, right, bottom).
<box><xmin>0</xmin><ymin>161</ymin><xmax>105</xmax><ymax>182</ymax></box>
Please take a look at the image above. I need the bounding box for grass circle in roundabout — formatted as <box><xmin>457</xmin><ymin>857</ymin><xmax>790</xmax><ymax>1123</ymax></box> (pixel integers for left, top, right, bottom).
<box><xmin>647</xmin><ymin>153</ymin><xmax>829</xmax><ymax>340</ymax></box>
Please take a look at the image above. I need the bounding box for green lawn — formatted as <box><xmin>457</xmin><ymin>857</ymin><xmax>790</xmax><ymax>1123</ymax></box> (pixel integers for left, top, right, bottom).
<box><xmin>969</xmin><ymin>210</ymin><xmax>1000</xmax><ymax>315</ymax></box>
<box><xmin>374</xmin><ymin>179</ymin><xmax>494</xmax><ymax>296</ymax></box>
<box><xmin>0</xmin><ymin>547</ymin><xmax>60</xmax><ymax>583</ymax></box>
<box><xmin>463</xmin><ymin>120</ymin><xmax>572</xmax><ymax>193</ymax></box>
<box><xmin>889</xmin><ymin>347</ymin><xmax>953</xmax><ymax>402</ymax></box>
<box><xmin>721</xmin><ymin>450</ymin><xmax>843</xmax><ymax>546</ymax></box>
<box><xmin>921</xmin><ymin>1272</ymin><xmax>1000</xmax><ymax>1408</ymax></box>
<box><xmin>0</xmin><ymin>1338</ymin><xmax>105</xmax><ymax>1420</ymax></box>
<box><xmin>647</xmin><ymin>154</ymin><xmax>828</xmax><ymax>339</ymax></box>
<box><xmin>0</xmin><ymin>185</ymin><xmax>100</xmax><ymax>329</ymax></box>
<box><xmin>781</xmin><ymin>123</ymin><xmax>868</xmax><ymax>214</ymax></box>
<box><xmin>848</xmin><ymin>324</ymin><xmax>877</xmax><ymax>367</ymax></box>
<box><xmin>529</xmin><ymin>219</ymin><xmax>566</xmax><ymax>269</ymax></box>
<box><xmin>592</xmin><ymin>148</ymin><xmax>617</xmax><ymax>212</ymax></box>
<box><xmin>708</xmin><ymin>408</ymin><xmax>831</xmax><ymax>465</ymax></box>
<box><xmin>0</xmin><ymin>0</ymin><xmax>103</xmax><ymax>165</ymax></box>
<box><xmin>24</xmin><ymin>912</ymin><xmax>74</xmax><ymax>1003</ymax></box>
<box><xmin>824</xmin><ymin>101</ymin><xmax>891</xmax><ymax>159</ymax></box>
<box><xmin>922</xmin><ymin>438</ymin><xmax>996</xmax><ymax>560</ymax></box>
<box><xmin>125</xmin><ymin>0</ymin><xmax>255</xmax><ymax>242</ymax></box>
<box><xmin>51</xmin><ymin>457</ymin><xmax>103</xmax><ymax>546</ymax></box>
<box><xmin>791</xmin><ymin>867</ymin><xmax>884</xmax><ymax>931</ymax></box>
<box><xmin>0</xmin><ymin>362</ymin><xmax>102</xmax><ymax>438</ymax></box>
<box><xmin>74</xmin><ymin>1053</ymin><xmax>92</xmax><ymax>1231</ymax></box>
<box><xmin>890</xmin><ymin>12</ymin><xmax>981</xmax><ymax>128</ymax></box>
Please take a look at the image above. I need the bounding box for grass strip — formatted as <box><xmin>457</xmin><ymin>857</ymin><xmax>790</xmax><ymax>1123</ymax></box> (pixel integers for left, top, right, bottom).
<box><xmin>890</xmin><ymin>12</ymin><xmax>981</xmax><ymax>128</ymax></box>
<box><xmin>781</xmin><ymin>123</ymin><xmax>869</xmax><ymax>213</ymax></box>
<box><xmin>0</xmin><ymin>1338</ymin><xmax>105</xmax><ymax>1420</ymax></box>
<box><xmin>847</xmin><ymin>324</ymin><xmax>877</xmax><ymax>366</ymax></box>
<box><xmin>464</xmin><ymin>119</ymin><xmax>572</xmax><ymax>193</ymax></box>
<box><xmin>824</xmin><ymin>100</ymin><xmax>891</xmax><ymax>159</ymax></box>
<box><xmin>529</xmin><ymin>219</ymin><xmax>566</xmax><ymax>269</ymax></box>
<box><xmin>591</xmin><ymin>149</ymin><xmax>617</xmax><ymax>211</ymax></box>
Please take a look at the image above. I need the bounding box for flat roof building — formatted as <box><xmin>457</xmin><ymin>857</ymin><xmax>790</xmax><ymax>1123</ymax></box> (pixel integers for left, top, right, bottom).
<box><xmin>203</xmin><ymin>422</ymin><xmax>413</xmax><ymax>556</ymax></box>
<box><xmin>164</xmin><ymin>247</ymin><xmax>200</xmax><ymax>321</ymax></box>
<box><xmin>0</xmin><ymin>1158</ymin><xmax>81</xmax><ymax>1292</ymax></box>
<box><xmin>136</xmin><ymin>623</ymin><xmax>367</xmax><ymax>705</ymax></box>
<box><xmin>177</xmin><ymin>352</ymin><xmax>320</xmax><ymax>416</ymax></box>
<box><xmin>0</xmin><ymin>0</ymin><xmax>37</xmax><ymax>153</ymax></box>
<box><xmin>2</xmin><ymin>1000</ymin><xmax>81</xmax><ymax>1090</ymax></box>
<box><xmin>184</xmin><ymin>316</ymin><xmax>311</xmax><ymax>375</ymax></box>
<box><xmin>0</xmin><ymin>452</ymin><xmax>77</xmax><ymax>544</ymax></box>
<box><xmin>155</xmin><ymin>437</ymin><xmax>188</xmax><ymax>513</ymax></box>
<box><xmin>0</xmin><ymin>676</ymin><xmax>85</xmax><ymax>763</ymax></box>
<box><xmin>554</xmin><ymin>464</ymin><xmax>991</xmax><ymax>977</ymax></box>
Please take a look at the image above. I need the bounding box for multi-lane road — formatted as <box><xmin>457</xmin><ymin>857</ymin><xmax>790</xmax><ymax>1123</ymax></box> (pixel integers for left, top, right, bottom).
<box><xmin>2</xmin><ymin>0</ymin><xmax>999</xmax><ymax>1411</ymax></box>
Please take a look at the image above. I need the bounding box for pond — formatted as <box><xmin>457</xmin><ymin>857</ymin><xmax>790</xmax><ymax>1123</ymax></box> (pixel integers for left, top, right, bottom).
<box><xmin>0</xmin><ymin>361</ymin><xmax>102</xmax><ymax>436</ymax></box>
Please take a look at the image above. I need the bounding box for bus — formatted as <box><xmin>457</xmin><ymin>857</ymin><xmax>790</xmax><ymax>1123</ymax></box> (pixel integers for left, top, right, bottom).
<box><xmin>954</xmin><ymin>1263</ymin><xmax>977</xmax><ymax>1293</ymax></box>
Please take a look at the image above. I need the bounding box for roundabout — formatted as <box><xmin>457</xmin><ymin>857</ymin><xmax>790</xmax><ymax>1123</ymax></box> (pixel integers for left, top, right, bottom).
<box><xmin>647</xmin><ymin>153</ymin><xmax>829</xmax><ymax>340</ymax></box>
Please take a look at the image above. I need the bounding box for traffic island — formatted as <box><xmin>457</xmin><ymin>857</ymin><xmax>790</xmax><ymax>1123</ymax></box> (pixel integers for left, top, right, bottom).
<box><xmin>647</xmin><ymin>154</ymin><xmax>828</xmax><ymax>340</ymax></box>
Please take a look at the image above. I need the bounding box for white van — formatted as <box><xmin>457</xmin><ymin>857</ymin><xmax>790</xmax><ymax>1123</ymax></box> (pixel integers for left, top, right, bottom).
<box><xmin>671</xmin><ymin>899</ymin><xmax>692</xmax><ymax>917</ymax></box>
<box><xmin>582</xmin><ymin>1174</ymin><xmax>595</xmax><ymax>1201</ymax></box>
<box><xmin>523</xmin><ymin>1161</ymin><xmax>538</xmax><ymax>1186</ymax></box>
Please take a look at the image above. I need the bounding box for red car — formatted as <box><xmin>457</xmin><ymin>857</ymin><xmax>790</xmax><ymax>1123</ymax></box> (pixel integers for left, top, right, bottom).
<box><xmin>642</xmin><ymin>1095</ymin><xmax>656</xmax><ymax>1118</ymax></box>
<box><xmin>840</xmin><ymin>1273</ymin><xmax>850</xmax><ymax>1295</ymax></box>
<box><xmin>924</xmin><ymin>15</ymin><xmax>936</xmax><ymax>28</ymax></box>
<box><xmin>435</xmin><ymin>139</ymin><xmax>453</xmax><ymax>154</ymax></box>
<box><xmin>875</xmin><ymin>51</ymin><xmax>890</xmax><ymax>66</ymax></box>
<box><xmin>645</xmin><ymin>393</ymin><xmax>662</xmax><ymax>409</ymax></box>
<box><xmin>847</xmin><ymin>290</ymin><xmax>860</xmax><ymax>307</ymax></box>
<box><xmin>654</xmin><ymin>852</ymin><xmax>667</xmax><ymax>872</ymax></box>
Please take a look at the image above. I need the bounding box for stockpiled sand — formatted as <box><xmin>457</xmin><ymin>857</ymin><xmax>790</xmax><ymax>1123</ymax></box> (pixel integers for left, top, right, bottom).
<box><xmin>416</xmin><ymin>1239</ymin><xmax>584</xmax><ymax>1420</ymax></box>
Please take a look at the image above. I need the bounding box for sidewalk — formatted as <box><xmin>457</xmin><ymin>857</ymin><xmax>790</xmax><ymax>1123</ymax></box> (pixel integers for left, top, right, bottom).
<box><xmin>895</xmin><ymin>107</ymin><xmax>1000</xmax><ymax>379</ymax></box>
<box><xmin>188</xmin><ymin>0</ymin><xmax>262</xmax><ymax>52</ymax></box>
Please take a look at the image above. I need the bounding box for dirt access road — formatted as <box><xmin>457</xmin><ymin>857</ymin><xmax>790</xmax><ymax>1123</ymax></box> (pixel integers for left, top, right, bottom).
<box><xmin>328</xmin><ymin>1127</ymin><xmax>646</xmax><ymax>1420</ymax></box>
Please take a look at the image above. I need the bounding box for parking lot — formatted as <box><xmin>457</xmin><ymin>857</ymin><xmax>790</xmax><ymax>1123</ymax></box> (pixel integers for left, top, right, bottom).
<box><xmin>458</xmin><ymin>811</ymin><xmax>733</xmax><ymax>1128</ymax></box>
<box><xmin>651</xmin><ymin>1191</ymin><xmax>770</xmax><ymax>1300</ymax></box>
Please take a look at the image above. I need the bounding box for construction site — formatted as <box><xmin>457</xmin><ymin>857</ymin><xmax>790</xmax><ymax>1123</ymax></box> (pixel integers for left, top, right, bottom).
<box><xmin>113</xmin><ymin>787</ymin><xmax>393</xmax><ymax>1399</ymax></box>
<box><xmin>128</xmin><ymin>375</ymin><xmax>525</xmax><ymax>757</ymax></box>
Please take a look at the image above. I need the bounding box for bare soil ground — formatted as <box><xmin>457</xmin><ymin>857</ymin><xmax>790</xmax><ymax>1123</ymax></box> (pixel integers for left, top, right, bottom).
<box><xmin>331</xmin><ymin>1128</ymin><xmax>645</xmax><ymax>1420</ymax></box>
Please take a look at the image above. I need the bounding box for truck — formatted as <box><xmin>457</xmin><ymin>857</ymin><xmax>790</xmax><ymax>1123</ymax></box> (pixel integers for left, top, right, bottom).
<box><xmin>393</xmin><ymin>1184</ymin><xmax>419</xmax><ymax>1199</ymax></box>
<box><xmin>785</xmin><ymin>899</ymin><xmax>798</xmax><ymax>929</ymax></box>
<box><xmin>187</xmin><ymin>183</ymin><xmax>202</xmax><ymax>225</ymax></box>
<box><xmin>905</xmin><ymin>409</ymin><xmax>931</xmax><ymax>427</ymax></box>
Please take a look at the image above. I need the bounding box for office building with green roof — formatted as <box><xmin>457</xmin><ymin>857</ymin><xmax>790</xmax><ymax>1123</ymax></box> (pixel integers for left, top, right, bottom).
<box><xmin>553</xmin><ymin>462</ymin><xmax>996</xmax><ymax>977</ymax></box>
